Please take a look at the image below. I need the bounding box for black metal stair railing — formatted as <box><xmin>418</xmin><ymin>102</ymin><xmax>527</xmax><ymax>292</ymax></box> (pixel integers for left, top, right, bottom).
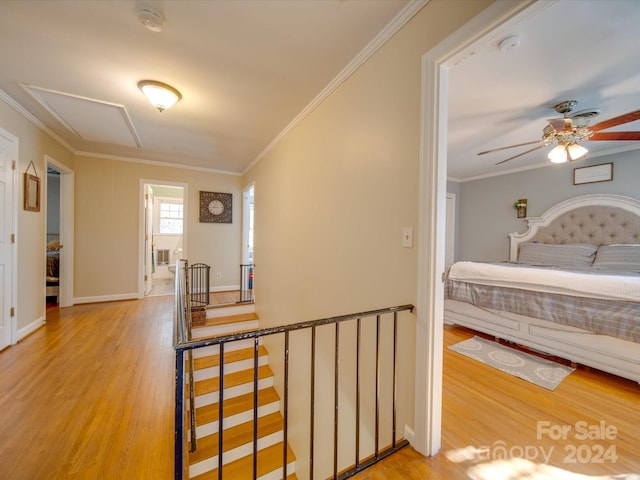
<box><xmin>173</xmin><ymin>295</ymin><xmax>415</xmax><ymax>480</ymax></box>
<box><xmin>239</xmin><ymin>263</ymin><xmax>254</xmax><ymax>303</ymax></box>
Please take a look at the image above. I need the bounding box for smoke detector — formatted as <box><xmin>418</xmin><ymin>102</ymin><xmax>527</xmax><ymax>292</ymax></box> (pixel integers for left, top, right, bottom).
<box><xmin>498</xmin><ymin>35</ymin><xmax>520</xmax><ymax>53</ymax></box>
<box><xmin>136</xmin><ymin>6</ymin><xmax>164</xmax><ymax>32</ymax></box>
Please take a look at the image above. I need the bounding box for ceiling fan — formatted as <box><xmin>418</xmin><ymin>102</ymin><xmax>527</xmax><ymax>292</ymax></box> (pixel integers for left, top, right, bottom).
<box><xmin>478</xmin><ymin>100</ymin><xmax>640</xmax><ymax>165</ymax></box>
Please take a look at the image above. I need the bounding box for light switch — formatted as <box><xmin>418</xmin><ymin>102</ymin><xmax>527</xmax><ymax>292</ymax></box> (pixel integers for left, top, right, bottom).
<box><xmin>402</xmin><ymin>227</ymin><xmax>413</xmax><ymax>248</ymax></box>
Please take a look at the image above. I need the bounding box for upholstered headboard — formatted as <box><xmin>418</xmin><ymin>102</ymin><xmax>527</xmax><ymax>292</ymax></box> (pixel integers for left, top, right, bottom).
<box><xmin>508</xmin><ymin>194</ymin><xmax>640</xmax><ymax>261</ymax></box>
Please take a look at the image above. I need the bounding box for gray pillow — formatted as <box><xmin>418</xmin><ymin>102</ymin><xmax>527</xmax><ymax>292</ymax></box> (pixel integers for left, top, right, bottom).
<box><xmin>593</xmin><ymin>245</ymin><xmax>640</xmax><ymax>272</ymax></box>
<box><xmin>518</xmin><ymin>242</ymin><xmax>597</xmax><ymax>268</ymax></box>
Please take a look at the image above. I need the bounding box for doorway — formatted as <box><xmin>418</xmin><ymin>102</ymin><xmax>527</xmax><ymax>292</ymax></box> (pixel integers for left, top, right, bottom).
<box><xmin>0</xmin><ymin>129</ymin><xmax>17</xmax><ymax>351</ymax></box>
<box><xmin>242</xmin><ymin>183</ymin><xmax>254</xmax><ymax>265</ymax></box>
<box><xmin>139</xmin><ymin>181</ymin><xmax>187</xmax><ymax>297</ymax></box>
<box><xmin>45</xmin><ymin>155</ymin><xmax>74</xmax><ymax>309</ymax></box>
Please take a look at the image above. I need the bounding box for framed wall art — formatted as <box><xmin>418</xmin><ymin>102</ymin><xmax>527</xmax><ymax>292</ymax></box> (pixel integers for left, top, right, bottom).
<box><xmin>573</xmin><ymin>162</ymin><xmax>613</xmax><ymax>185</ymax></box>
<box><xmin>24</xmin><ymin>161</ymin><xmax>41</xmax><ymax>212</ymax></box>
<box><xmin>199</xmin><ymin>191</ymin><xmax>232</xmax><ymax>223</ymax></box>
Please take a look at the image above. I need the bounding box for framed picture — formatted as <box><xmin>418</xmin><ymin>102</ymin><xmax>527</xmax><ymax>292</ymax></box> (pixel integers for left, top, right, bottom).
<box><xmin>573</xmin><ymin>162</ymin><xmax>613</xmax><ymax>185</ymax></box>
<box><xmin>24</xmin><ymin>172</ymin><xmax>40</xmax><ymax>212</ymax></box>
<box><xmin>199</xmin><ymin>191</ymin><xmax>232</xmax><ymax>223</ymax></box>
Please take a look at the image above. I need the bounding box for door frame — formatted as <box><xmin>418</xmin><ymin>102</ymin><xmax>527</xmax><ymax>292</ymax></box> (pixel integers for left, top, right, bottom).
<box><xmin>414</xmin><ymin>0</ymin><xmax>551</xmax><ymax>456</ymax></box>
<box><xmin>138</xmin><ymin>179</ymin><xmax>188</xmax><ymax>298</ymax></box>
<box><xmin>45</xmin><ymin>155</ymin><xmax>74</xmax><ymax>307</ymax></box>
<box><xmin>242</xmin><ymin>182</ymin><xmax>255</xmax><ymax>265</ymax></box>
<box><xmin>0</xmin><ymin>128</ymin><xmax>18</xmax><ymax>348</ymax></box>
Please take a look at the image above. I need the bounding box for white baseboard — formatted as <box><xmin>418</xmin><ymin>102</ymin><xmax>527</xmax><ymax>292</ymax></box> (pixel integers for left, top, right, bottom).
<box><xmin>404</xmin><ymin>424</ymin><xmax>416</xmax><ymax>445</ymax></box>
<box><xmin>74</xmin><ymin>292</ymin><xmax>139</xmax><ymax>304</ymax></box>
<box><xmin>17</xmin><ymin>316</ymin><xmax>45</xmax><ymax>341</ymax></box>
<box><xmin>211</xmin><ymin>284</ymin><xmax>240</xmax><ymax>293</ymax></box>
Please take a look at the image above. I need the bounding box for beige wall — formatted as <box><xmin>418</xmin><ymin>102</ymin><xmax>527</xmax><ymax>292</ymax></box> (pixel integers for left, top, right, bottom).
<box><xmin>74</xmin><ymin>155</ymin><xmax>243</xmax><ymax>300</ymax></box>
<box><xmin>243</xmin><ymin>0</ymin><xmax>493</xmax><ymax>476</ymax></box>
<box><xmin>0</xmin><ymin>98</ymin><xmax>74</xmax><ymax>335</ymax></box>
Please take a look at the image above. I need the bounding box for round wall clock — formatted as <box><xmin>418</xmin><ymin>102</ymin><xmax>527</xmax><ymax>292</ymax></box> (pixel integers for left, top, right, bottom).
<box><xmin>199</xmin><ymin>191</ymin><xmax>232</xmax><ymax>223</ymax></box>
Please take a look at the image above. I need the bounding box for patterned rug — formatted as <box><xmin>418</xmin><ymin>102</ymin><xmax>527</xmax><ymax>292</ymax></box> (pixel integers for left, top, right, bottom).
<box><xmin>448</xmin><ymin>336</ymin><xmax>575</xmax><ymax>390</ymax></box>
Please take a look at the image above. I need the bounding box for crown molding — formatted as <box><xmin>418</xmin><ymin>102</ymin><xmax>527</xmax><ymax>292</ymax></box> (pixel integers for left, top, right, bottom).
<box><xmin>244</xmin><ymin>0</ymin><xmax>430</xmax><ymax>175</ymax></box>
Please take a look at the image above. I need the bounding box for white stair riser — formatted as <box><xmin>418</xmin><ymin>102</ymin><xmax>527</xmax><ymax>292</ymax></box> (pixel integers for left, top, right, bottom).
<box><xmin>206</xmin><ymin>304</ymin><xmax>255</xmax><ymax>318</ymax></box>
<box><xmin>192</xmin><ymin>338</ymin><xmax>261</xmax><ymax>358</ymax></box>
<box><xmin>194</xmin><ymin>400</ymin><xmax>280</xmax><ymax>439</ymax></box>
<box><xmin>188</xmin><ymin>431</ymin><xmax>284</xmax><ymax>477</ymax></box>
<box><xmin>195</xmin><ymin>377</ymin><xmax>274</xmax><ymax>408</ymax></box>
<box><xmin>192</xmin><ymin>320</ymin><xmax>259</xmax><ymax>338</ymax></box>
<box><xmin>193</xmin><ymin>356</ymin><xmax>268</xmax><ymax>382</ymax></box>
<box><xmin>259</xmin><ymin>461</ymin><xmax>296</xmax><ymax>480</ymax></box>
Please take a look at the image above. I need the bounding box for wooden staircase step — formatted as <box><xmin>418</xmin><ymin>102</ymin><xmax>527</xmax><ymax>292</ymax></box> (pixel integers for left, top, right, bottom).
<box><xmin>190</xmin><ymin>442</ymin><xmax>296</xmax><ymax>480</ymax></box>
<box><xmin>197</xmin><ymin>312</ymin><xmax>259</xmax><ymax>328</ymax></box>
<box><xmin>194</xmin><ymin>365</ymin><xmax>274</xmax><ymax>397</ymax></box>
<box><xmin>195</xmin><ymin>387</ymin><xmax>280</xmax><ymax>428</ymax></box>
<box><xmin>192</xmin><ymin>345</ymin><xmax>269</xmax><ymax>371</ymax></box>
<box><xmin>189</xmin><ymin>412</ymin><xmax>284</xmax><ymax>465</ymax></box>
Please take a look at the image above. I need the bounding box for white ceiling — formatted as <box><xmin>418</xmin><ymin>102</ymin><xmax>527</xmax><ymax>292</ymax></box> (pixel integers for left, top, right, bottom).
<box><xmin>1</xmin><ymin>1</ymin><xmax>639</xmax><ymax>179</ymax></box>
<box><xmin>448</xmin><ymin>0</ymin><xmax>640</xmax><ymax>181</ymax></box>
<box><xmin>0</xmin><ymin>0</ymin><xmax>413</xmax><ymax>174</ymax></box>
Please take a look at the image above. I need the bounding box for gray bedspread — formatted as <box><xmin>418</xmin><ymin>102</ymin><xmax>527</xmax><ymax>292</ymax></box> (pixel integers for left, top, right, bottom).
<box><xmin>446</xmin><ymin>280</ymin><xmax>640</xmax><ymax>343</ymax></box>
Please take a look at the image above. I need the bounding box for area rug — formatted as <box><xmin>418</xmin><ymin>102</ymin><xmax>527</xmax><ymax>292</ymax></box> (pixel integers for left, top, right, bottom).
<box><xmin>448</xmin><ymin>336</ymin><xmax>575</xmax><ymax>390</ymax></box>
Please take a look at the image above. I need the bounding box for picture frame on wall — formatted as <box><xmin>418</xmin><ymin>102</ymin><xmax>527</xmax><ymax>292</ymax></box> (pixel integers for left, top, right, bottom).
<box><xmin>573</xmin><ymin>162</ymin><xmax>613</xmax><ymax>185</ymax></box>
<box><xmin>24</xmin><ymin>161</ymin><xmax>41</xmax><ymax>212</ymax></box>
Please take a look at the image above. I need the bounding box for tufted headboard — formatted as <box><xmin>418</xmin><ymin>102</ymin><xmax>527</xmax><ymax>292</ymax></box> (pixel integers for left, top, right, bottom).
<box><xmin>508</xmin><ymin>194</ymin><xmax>640</xmax><ymax>261</ymax></box>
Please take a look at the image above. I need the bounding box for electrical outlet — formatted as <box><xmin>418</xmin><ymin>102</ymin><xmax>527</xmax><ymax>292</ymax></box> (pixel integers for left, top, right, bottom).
<box><xmin>216</xmin><ymin>272</ymin><xmax>222</xmax><ymax>279</ymax></box>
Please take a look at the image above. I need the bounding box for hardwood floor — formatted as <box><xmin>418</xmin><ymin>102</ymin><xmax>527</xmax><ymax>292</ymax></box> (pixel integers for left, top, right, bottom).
<box><xmin>354</xmin><ymin>326</ymin><xmax>640</xmax><ymax>479</ymax></box>
<box><xmin>1</xmin><ymin>299</ymin><xmax>638</xmax><ymax>479</ymax></box>
<box><xmin>0</xmin><ymin>297</ymin><xmax>175</xmax><ymax>480</ymax></box>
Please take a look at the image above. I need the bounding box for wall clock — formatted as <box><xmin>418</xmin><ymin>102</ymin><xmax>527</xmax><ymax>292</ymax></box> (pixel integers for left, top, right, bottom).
<box><xmin>199</xmin><ymin>191</ymin><xmax>232</xmax><ymax>223</ymax></box>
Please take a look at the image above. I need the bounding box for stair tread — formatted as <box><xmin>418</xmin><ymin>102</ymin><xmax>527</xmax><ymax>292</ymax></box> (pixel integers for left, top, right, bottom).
<box><xmin>195</xmin><ymin>365</ymin><xmax>274</xmax><ymax>396</ymax></box>
<box><xmin>195</xmin><ymin>387</ymin><xmax>280</xmax><ymax>426</ymax></box>
<box><xmin>195</xmin><ymin>312</ymin><xmax>259</xmax><ymax>329</ymax></box>
<box><xmin>189</xmin><ymin>412</ymin><xmax>284</xmax><ymax>463</ymax></box>
<box><xmin>191</xmin><ymin>442</ymin><xmax>296</xmax><ymax>480</ymax></box>
<box><xmin>192</xmin><ymin>345</ymin><xmax>268</xmax><ymax>371</ymax></box>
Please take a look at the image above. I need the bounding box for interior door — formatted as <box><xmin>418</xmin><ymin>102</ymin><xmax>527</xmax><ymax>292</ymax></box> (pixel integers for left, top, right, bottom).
<box><xmin>0</xmin><ymin>130</ymin><xmax>16</xmax><ymax>350</ymax></box>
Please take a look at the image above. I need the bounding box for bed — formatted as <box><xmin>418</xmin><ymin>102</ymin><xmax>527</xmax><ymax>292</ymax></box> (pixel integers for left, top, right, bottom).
<box><xmin>46</xmin><ymin>239</ymin><xmax>60</xmax><ymax>301</ymax></box>
<box><xmin>444</xmin><ymin>193</ymin><xmax>640</xmax><ymax>383</ymax></box>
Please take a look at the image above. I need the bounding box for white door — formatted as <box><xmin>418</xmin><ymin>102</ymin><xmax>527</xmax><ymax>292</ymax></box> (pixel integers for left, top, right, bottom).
<box><xmin>445</xmin><ymin>193</ymin><xmax>456</xmax><ymax>269</ymax></box>
<box><xmin>0</xmin><ymin>130</ymin><xmax>16</xmax><ymax>351</ymax></box>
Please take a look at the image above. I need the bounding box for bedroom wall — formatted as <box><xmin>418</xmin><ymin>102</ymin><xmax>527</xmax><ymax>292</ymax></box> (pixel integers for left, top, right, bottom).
<box><xmin>455</xmin><ymin>150</ymin><xmax>640</xmax><ymax>262</ymax></box>
<box><xmin>243</xmin><ymin>0</ymin><xmax>493</xmax><ymax>477</ymax></box>
<box><xmin>74</xmin><ymin>155</ymin><xmax>243</xmax><ymax>301</ymax></box>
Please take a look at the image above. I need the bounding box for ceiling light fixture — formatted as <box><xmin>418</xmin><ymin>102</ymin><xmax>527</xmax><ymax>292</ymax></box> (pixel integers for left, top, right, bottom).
<box><xmin>138</xmin><ymin>80</ymin><xmax>182</xmax><ymax>112</ymax></box>
<box><xmin>547</xmin><ymin>141</ymin><xmax>589</xmax><ymax>164</ymax></box>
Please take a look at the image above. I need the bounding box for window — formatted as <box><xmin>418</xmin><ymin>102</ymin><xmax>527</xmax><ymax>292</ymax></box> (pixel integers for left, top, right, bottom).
<box><xmin>159</xmin><ymin>200</ymin><xmax>183</xmax><ymax>234</ymax></box>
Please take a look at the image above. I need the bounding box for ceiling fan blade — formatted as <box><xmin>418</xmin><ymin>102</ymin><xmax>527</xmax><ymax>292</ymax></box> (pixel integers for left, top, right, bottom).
<box><xmin>589</xmin><ymin>131</ymin><xmax>640</xmax><ymax>141</ymax></box>
<box><xmin>478</xmin><ymin>140</ymin><xmax>542</xmax><ymax>156</ymax></box>
<box><xmin>495</xmin><ymin>144</ymin><xmax>546</xmax><ymax>165</ymax></box>
<box><xmin>547</xmin><ymin>117</ymin><xmax>573</xmax><ymax>132</ymax></box>
<box><xmin>589</xmin><ymin>110</ymin><xmax>640</xmax><ymax>132</ymax></box>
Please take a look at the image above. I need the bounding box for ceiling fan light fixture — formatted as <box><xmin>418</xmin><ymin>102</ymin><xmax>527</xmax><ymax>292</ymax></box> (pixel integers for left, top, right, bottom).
<box><xmin>567</xmin><ymin>142</ymin><xmax>588</xmax><ymax>161</ymax></box>
<box><xmin>138</xmin><ymin>80</ymin><xmax>182</xmax><ymax>112</ymax></box>
<box><xmin>548</xmin><ymin>144</ymin><xmax>568</xmax><ymax>163</ymax></box>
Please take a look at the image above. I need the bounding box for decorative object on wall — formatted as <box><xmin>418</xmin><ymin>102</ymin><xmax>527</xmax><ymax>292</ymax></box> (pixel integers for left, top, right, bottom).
<box><xmin>24</xmin><ymin>160</ymin><xmax>40</xmax><ymax>212</ymax></box>
<box><xmin>199</xmin><ymin>191</ymin><xmax>232</xmax><ymax>223</ymax></box>
<box><xmin>514</xmin><ymin>198</ymin><xmax>527</xmax><ymax>218</ymax></box>
<box><xmin>573</xmin><ymin>162</ymin><xmax>613</xmax><ymax>185</ymax></box>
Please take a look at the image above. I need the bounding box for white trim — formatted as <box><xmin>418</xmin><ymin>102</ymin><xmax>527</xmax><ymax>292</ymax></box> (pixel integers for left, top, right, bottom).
<box><xmin>138</xmin><ymin>179</ymin><xmax>188</xmax><ymax>298</ymax></box>
<box><xmin>17</xmin><ymin>316</ymin><xmax>45</xmax><ymax>341</ymax></box>
<box><xmin>242</xmin><ymin>182</ymin><xmax>255</xmax><ymax>265</ymax></box>
<box><xmin>45</xmin><ymin>156</ymin><xmax>75</xmax><ymax>307</ymax></box>
<box><xmin>74</xmin><ymin>293</ymin><xmax>139</xmax><ymax>304</ymax></box>
<box><xmin>0</xmin><ymin>128</ymin><xmax>18</xmax><ymax>347</ymax></box>
<box><xmin>243</xmin><ymin>0</ymin><xmax>429</xmax><ymax>175</ymax></box>
<box><xmin>416</xmin><ymin>0</ymin><xmax>549</xmax><ymax>457</ymax></box>
<box><xmin>211</xmin><ymin>284</ymin><xmax>240</xmax><ymax>293</ymax></box>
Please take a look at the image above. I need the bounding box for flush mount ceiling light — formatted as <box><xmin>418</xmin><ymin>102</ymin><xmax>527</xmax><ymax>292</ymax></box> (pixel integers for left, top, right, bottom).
<box><xmin>138</xmin><ymin>80</ymin><xmax>182</xmax><ymax>112</ymax></box>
